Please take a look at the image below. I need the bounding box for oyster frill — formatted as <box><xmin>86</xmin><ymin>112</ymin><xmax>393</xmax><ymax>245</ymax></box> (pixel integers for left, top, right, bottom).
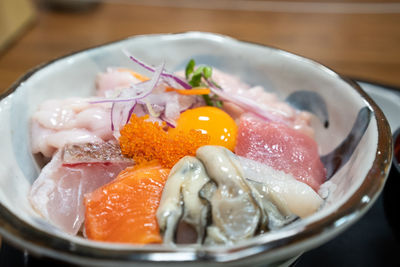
<box><xmin>196</xmin><ymin>146</ymin><xmax>262</xmax><ymax>245</ymax></box>
<box><xmin>156</xmin><ymin>156</ymin><xmax>210</xmax><ymax>244</ymax></box>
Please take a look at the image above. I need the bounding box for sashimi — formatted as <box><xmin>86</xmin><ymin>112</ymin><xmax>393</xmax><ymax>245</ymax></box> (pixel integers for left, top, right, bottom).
<box><xmin>31</xmin><ymin>98</ymin><xmax>114</xmax><ymax>158</ymax></box>
<box><xmin>28</xmin><ymin>56</ymin><xmax>329</xmax><ymax>244</ymax></box>
<box><xmin>84</xmin><ymin>162</ymin><xmax>170</xmax><ymax>244</ymax></box>
<box><xmin>29</xmin><ymin>143</ymin><xmax>132</xmax><ymax>235</ymax></box>
<box><xmin>96</xmin><ymin>68</ymin><xmax>142</xmax><ymax>97</ymax></box>
<box><xmin>235</xmin><ymin>114</ymin><xmax>326</xmax><ymax>191</ymax></box>
<box><xmin>62</xmin><ymin>142</ymin><xmax>132</xmax><ymax>165</ymax></box>
<box><xmin>238</xmin><ymin>156</ymin><xmax>323</xmax><ymax>218</ymax></box>
<box><xmin>211</xmin><ymin>69</ymin><xmax>315</xmax><ymax>138</ymax></box>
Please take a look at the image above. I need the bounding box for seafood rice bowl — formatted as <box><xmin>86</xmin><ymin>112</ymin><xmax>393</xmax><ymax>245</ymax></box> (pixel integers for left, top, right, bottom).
<box><xmin>0</xmin><ymin>32</ymin><xmax>392</xmax><ymax>266</ymax></box>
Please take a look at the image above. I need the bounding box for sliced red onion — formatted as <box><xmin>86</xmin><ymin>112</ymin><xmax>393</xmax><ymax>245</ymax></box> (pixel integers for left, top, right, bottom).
<box><xmin>206</xmin><ymin>80</ymin><xmax>289</xmax><ymax>124</ymax></box>
<box><xmin>111</xmin><ymin>100</ymin><xmax>136</xmax><ymax>136</ymax></box>
<box><xmin>89</xmin><ymin>82</ymin><xmax>151</xmax><ymax>104</ymax></box>
<box><xmin>122</xmin><ymin>50</ymin><xmax>192</xmax><ymax>89</ymax></box>
<box><xmin>164</xmin><ymin>94</ymin><xmax>180</xmax><ymax>120</ymax></box>
<box><xmin>90</xmin><ymin>64</ymin><xmax>165</xmax><ymax>105</ymax></box>
<box><xmin>126</xmin><ymin>101</ymin><xmax>138</xmax><ymax>124</ymax></box>
<box><xmin>108</xmin><ymin>63</ymin><xmax>165</xmax><ymax>135</ymax></box>
<box><xmin>138</xmin><ymin>93</ymin><xmax>171</xmax><ymax>106</ymax></box>
<box><xmin>160</xmin><ymin>74</ymin><xmax>188</xmax><ymax>90</ymax></box>
<box><xmin>179</xmin><ymin>101</ymin><xmax>196</xmax><ymax>114</ymax></box>
<box><xmin>89</xmin><ymin>98</ymin><xmax>138</xmax><ymax>104</ymax></box>
<box><xmin>150</xmin><ymin>103</ymin><xmax>165</xmax><ymax>115</ymax></box>
<box><xmin>110</xmin><ymin>102</ymin><xmax>115</xmax><ymax>131</ymax></box>
<box><xmin>160</xmin><ymin>114</ymin><xmax>176</xmax><ymax>128</ymax></box>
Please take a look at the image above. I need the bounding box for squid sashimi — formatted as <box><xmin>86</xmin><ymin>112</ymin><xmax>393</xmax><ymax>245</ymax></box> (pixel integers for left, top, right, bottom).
<box><xmin>29</xmin><ymin>142</ymin><xmax>132</xmax><ymax>235</ymax></box>
<box><xmin>235</xmin><ymin>114</ymin><xmax>326</xmax><ymax>191</ymax></box>
<box><xmin>96</xmin><ymin>68</ymin><xmax>144</xmax><ymax>97</ymax></box>
<box><xmin>84</xmin><ymin>162</ymin><xmax>170</xmax><ymax>244</ymax></box>
<box><xmin>238</xmin><ymin>156</ymin><xmax>323</xmax><ymax>218</ymax></box>
<box><xmin>211</xmin><ymin>69</ymin><xmax>315</xmax><ymax>138</ymax></box>
<box><xmin>31</xmin><ymin>98</ymin><xmax>113</xmax><ymax>158</ymax></box>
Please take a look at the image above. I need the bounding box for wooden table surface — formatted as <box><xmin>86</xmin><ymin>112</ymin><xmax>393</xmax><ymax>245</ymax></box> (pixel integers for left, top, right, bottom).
<box><xmin>0</xmin><ymin>0</ymin><xmax>400</xmax><ymax>94</ymax></box>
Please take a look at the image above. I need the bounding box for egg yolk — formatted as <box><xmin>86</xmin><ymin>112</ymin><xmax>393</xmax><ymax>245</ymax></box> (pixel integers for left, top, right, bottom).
<box><xmin>169</xmin><ymin>106</ymin><xmax>238</xmax><ymax>151</ymax></box>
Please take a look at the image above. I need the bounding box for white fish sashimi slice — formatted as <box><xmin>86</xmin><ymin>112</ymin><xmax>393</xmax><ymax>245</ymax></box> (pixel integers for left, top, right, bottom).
<box><xmin>62</xmin><ymin>142</ymin><xmax>132</xmax><ymax>165</ymax></box>
<box><xmin>29</xmin><ymin>151</ymin><xmax>132</xmax><ymax>235</ymax></box>
<box><xmin>238</xmin><ymin>156</ymin><xmax>323</xmax><ymax>218</ymax></box>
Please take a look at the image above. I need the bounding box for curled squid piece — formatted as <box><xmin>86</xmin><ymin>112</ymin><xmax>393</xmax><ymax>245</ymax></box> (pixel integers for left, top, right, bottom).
<box><xmin>238</xmin><ymin>156</ymin><xmax>323</xmax><ymax>218</ymax></box>
<box><xmin>247</xmin><ymin>180</ymin><xmax>299</xmax><ymax>230</ymax></box>
<box><xmin>156</xmin><ymin>156</ymin><xmax>210</xmax><ymax>244</ymax></box>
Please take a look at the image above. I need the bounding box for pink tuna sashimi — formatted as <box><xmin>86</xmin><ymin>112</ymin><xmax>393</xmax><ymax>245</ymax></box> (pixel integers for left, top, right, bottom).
<box><xmin>29</xmin><ymin>143</ymin><xmax>133</xmax><ymax>235</ymax></box>
<box><xmin>235</xmin><ymin>114</ymin><xmax>326</xmax><ymax>191</ymax></box>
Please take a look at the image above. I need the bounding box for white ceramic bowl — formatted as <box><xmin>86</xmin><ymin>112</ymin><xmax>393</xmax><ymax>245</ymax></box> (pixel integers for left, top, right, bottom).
<box><xmin>0</xmin><ymin>32</ymin><xmax>392</xmax><ymax>266</ymax></box>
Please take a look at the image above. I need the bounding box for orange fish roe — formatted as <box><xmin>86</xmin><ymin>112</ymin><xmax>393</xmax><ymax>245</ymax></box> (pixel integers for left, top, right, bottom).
<box><xmin>119</xmin><ymin>114</ymin><xmax>210</xmax><ymax>168</ymax></box>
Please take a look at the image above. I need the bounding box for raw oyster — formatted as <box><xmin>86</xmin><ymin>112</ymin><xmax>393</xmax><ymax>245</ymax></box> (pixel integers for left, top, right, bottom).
<box><xmin>196</xmin><ymin>146</ymin><xmax>261</xmax><ymax>244</ymax></box>
<box><xmin>157</xmin><ymin>145</ymin><xmax>323</xmax><ymax>245</ymax></box>
<box><xmin>156</xmin><ymin>156</ymin><xmax>210</xmax><ymax>244</ymax></box>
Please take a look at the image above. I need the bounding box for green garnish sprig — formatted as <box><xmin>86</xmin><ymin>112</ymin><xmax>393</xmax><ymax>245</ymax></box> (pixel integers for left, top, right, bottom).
<box><xmin>185</xmin><ymin>59</ymin><xmax>223</xmax><ymax>107</ymax></box>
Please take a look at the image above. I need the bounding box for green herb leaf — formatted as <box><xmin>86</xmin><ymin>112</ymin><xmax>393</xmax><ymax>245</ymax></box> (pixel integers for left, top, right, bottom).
<box><xmin>189</xmin><ymin>73</ymin><xmax>202</xmax><ymax>87</ymax></box>
<box><xmin>185</xmin><ymin>59</ymin><xmax>223</xmax><ymax>107</ymax></box>
<box><xmin>193</xmin><ymin>66</ymin><xmax>204</xmax><ymax>76</ymax></box>
<box><xmin>185</xmin><ymin>59</ymin><xmax>195</xmax><ymax>79</ymax></box>
<box><xmin>215</xmin><ymin>100</ymin><xmax>223</xmax><ymax>108</ymax></box>
<box><xmin>203</xmin><ymin>67</ymin><xmax>212</xmax><ymax>79</ymax></box>
<box><xmin>202</xmin><ymin>94</ymin><xmax>214</xmax><ymax>106</ymax></box>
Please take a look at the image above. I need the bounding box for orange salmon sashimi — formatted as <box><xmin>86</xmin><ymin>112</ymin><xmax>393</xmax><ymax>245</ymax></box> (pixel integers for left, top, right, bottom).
<box><xmin>84</xmin><ymin>162</ymin><xmax>170</xmax><ymax>244</ymax></box>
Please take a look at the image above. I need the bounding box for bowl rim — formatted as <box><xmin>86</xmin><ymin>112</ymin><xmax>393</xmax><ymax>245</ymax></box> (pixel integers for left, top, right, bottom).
<box><xmin>0</xmin><ymin>32</ymin><xmax>393</xmax><ymax>264</ymax></box>
<box><xmin>392</xmin><ymin>127</ymin><xmax>400</xmax><ymax>172</ymax></box>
